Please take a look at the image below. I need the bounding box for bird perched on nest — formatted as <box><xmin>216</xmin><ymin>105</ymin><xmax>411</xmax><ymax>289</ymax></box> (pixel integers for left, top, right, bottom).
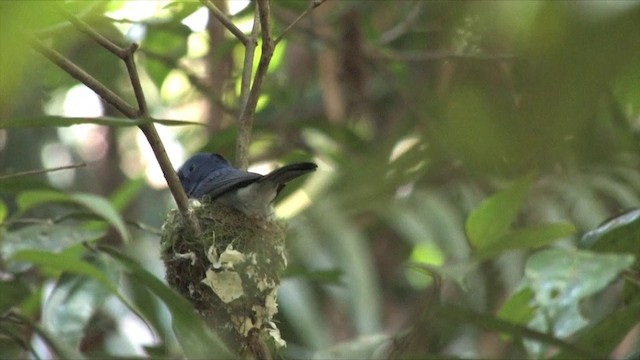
<box><xmin>177</xmin><ymin>153</ymin><xmax>317</xmax><ymax>217</ymax></box>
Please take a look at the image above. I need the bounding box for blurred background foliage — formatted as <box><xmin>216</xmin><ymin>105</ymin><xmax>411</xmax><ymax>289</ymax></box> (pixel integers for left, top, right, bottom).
<box><xmin>1</xmin><ymin>0</ymin><xmax>640</xmax><ymax>358</ymax></box>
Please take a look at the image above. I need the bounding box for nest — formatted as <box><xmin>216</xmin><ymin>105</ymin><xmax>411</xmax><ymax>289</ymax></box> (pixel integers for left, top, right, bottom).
<box><xmin>161</xmin><ymin>200</ymin><xmax>287</xmax><ymax>351</ymax></box>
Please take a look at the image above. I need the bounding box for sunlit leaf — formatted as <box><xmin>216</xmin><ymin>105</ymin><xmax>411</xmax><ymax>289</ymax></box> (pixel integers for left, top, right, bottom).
<box><xmin>526</xmin><ymin>249</ymin><xmax>633</xmax><ymax>311</ymax></box>
<box><xmin>0</xmin><ymin>200</ymin><xmax>7</xmax><ymax>223</ymax></box>
<box><xmin>143</xmin><ymin>21</ymin><xmax>191</xmax><ymax>88</ymax></box>
<box><xmin>521</xmin><ymin>248</ymin><xmax>635</xmax><ymax>356</ymax></box>
<box><xmin>466</xmin><ymin>175</ymin><xmax>534</xmax><ymax>252</ymax></box>
<box><xmin>404</xmin><ymin>241</ymin><xmax>446</xmax><ymax>288</ymax></box>
<box><xmin>161</xmin><ymin>0</ymin><xmax>202</xmax><ymax>20</ymax></box>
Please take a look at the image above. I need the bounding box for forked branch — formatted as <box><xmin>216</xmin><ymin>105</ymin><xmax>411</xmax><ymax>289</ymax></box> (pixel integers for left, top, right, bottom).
<box><xmin>30</xmin><ymin>7</ymin><xmax>200</xmax><ymax>234</ymax></box>
<box><xmin>200</xmin><ymin>0</ymin><xmax>325</xmax><ymax>169</ymax></box>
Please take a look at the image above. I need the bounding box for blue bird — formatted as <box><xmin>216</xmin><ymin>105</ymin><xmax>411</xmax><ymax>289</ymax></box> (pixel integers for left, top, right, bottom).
<box><xmin>177</xmin><ymin>153</ymin><xmax>317</xmax><ymax>216</ymax></box>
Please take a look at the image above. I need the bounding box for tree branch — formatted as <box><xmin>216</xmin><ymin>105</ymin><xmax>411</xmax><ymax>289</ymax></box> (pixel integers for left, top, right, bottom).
<box><xmin>31</xmin><ymin>8</ymin><xmax>200</xmax><ymax>234</ymax></box>
<box><xmin>55</xmin><ymin>6</ymin><xmax>127</xmax><ymax>58</ymax></box>
<box><xmin>235</xmin><ymin>0</ymin><xmax>275</xmax><ymax>170</ymax></box>
<box><xmin>239</xmin><ymin>9</ymin><xmax>260</xmax><ymax>113</ymax></box>
<box><xmin>200</xmin><ymin>0</ymin><xmax>249</xmax><ymax>45</ymax></box>
<box><xmin>28</xmin><ymin>37</ymin><xmax>138</xmax><ymax>118</ymax></box>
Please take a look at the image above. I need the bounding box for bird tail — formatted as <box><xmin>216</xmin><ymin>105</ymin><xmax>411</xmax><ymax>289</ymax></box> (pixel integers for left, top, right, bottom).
<box><xmin>259</xmin><ymin>162</ymin><xmax>317</xmax><ymax>185</ymax></box>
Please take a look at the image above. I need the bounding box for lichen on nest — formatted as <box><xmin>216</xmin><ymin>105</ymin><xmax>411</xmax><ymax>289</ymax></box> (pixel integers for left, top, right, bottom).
<box><xmin>161</xmin><ymin>199</ymin><xmax>287</xmax><ymax>350</ymax></box>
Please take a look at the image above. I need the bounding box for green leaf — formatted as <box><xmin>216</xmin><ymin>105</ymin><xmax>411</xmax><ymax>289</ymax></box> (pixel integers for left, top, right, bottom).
<box><xmin>312</xmin><ymin>334</ymin><xmax>390</xmax><ymax>360</ymax></box>
<box><xmin>143</xmin><ymin>22</ymin><xmax>191</xmax><ymax>88</ymax></box>
<box><xmin>162</xmin><ymin>1</ymin><xmax>202</xmax><ymax>20</ymax></box>
<box><xmin>10</xmin><ymin>249</ymin><xmax>118</xmax><ymax>294</ymax></box>
<box><xmin>121</xmin><ymin>275</ymin><xmax>172</xmax><ymax>350</ymax></box>
<box><xmin>70</xmin><ymin>193</ymin><xmax>130</xmax><ymax>243</ymax></box>
<box><xmin>0</xmin><ymin>200</ymin><xmax>6</xmax><ymax>223</ymax></box>
<box><xmin>11</xmin><ymin>311</ymin><xmax>85</xmax><ymax>360</ymax></box>
<box><xmin>3</xmin><ymin>225</ymin><xmax>105</xmax><ymax>272</ymax></box>
<box><xmin>42</xmin><ymin>254</ymin><xmax>114</xmax><ymax>349</ymax></box>
<box><xmin>16</xmin><ymin>190</ymin><xmax>69</xmax><ymax>212</ymax></box>
<box><xmin>478</xmin><ymin>223</ymin><xmax>576</xmax><ymax>258</ymax></box>
<box><xmin>465</xmin><ymin>175</ymin><xmax>534</xmax><ymax>251</ymax></box>
<box><xmin>438</xmin><ymin>304</ymin><xmax>596</xmax><ymax>359</ymax></box>
<box><xmin>309</xmin><ymin>199</ymin><xmax>382</xmax><ymax>335</ymax></box>
<box><xmin>526</xmin><ymin>249</ymin><xmax>634</xmax><ymax>312</ymax></box>
<box><xmin>0</xmin><ymin>116</ymin><xmax>203</xmax><ymax>128</ymax></box>
<box><xmin>98</xmin><ymin>246</ymin><xmax>235</xmax><ymax>359</ymax></box>
<box><xmin>283</xmin><ymin>266</ymin><xmax>344</xmax><ymax>284</ymax></box>
<box><xmin>109</xmin><ymin>178</ymin><xmax>145</xmax><ymax>212</ymax></box>
<box><xmin>0</xmin><ymin>278</ymin><xmax>31</xmax><ymax>314</ymax></box>
<box><xmin>406</xmin><ymin>261</ymin><xmax>478</xmax><ymax>291</ymax></box>
<box><xmin>8</xmin><ymin>247</ymin><xmax>168</xmax><ymax>354</ymax></box>
<box><xmin>17</xmin><ymin>190</ymin><xmax>130</xmax><ymax>243</ymax></box>
<box><xmin>498</xmin><ymin>287</ymin><xmax>535</xmax><ymax>326</ymax></box>
<box><xmin>580</xmin><ymin>209</ymin><xmax>640</xmax><ymax>257</ymax></box>
<box><xmin>520</xmin><ymin>248</ymin><xmax>635</xmax><ymax>356</ymax></box>
<box><xmin>552</xmin><ymin>298</ymin><xmax>640</xmax><ymax>359</ymax></box>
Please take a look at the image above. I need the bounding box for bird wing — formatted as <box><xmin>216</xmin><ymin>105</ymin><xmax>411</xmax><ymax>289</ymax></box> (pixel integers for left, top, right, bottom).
<box><xmin>258</xmin><ymin>162</ymin><xmax>317</xmax><ymax>185</ymax></box>
<box><xmin>191</xmin><ymin>167</ymin><xmax>262</xmax><ymax>200</ymax></box>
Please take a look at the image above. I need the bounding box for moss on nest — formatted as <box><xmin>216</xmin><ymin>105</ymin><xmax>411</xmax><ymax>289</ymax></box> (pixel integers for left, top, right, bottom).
<box><xmin>161</xmin><ymin>200</ymin><xmax>287</xmax><ymax>351</ymax></box>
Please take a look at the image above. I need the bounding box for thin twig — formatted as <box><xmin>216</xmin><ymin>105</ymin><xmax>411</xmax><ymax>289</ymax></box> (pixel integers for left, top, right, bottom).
<box><xmin>274</xmin><ymin>0</ymin><xmax>326</xmax><ymax>45</ymax></box>
<box><xmin>0</xmin><ymin>163</ymin><xmax>87</xmax><ymax>180</ymax></box>
<box><xmin>200</xmin><ymin>0</ymin><xmax>249</xmax><ymax>45</ymax></box>
<box><xmin>235</xmin><ymin>0</ymin><xmax>275</xmax><ymax>170</ymax></box>
<box><xmin>54</xmin><ymin>6</ymin><xmax>127</xmax><ymax>58</ymax></box>
<box><xmin>28</xmin><ymin>36</ymin><xmax>138</xmax><ymax>118</ymax></box>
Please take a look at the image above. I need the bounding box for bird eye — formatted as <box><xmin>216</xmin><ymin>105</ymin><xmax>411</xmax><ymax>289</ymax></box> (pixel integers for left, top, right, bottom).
<box><xmin>189</xmin><ymin>164</ymin><xmax>195</xmax><ymax>172</ymax></box>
